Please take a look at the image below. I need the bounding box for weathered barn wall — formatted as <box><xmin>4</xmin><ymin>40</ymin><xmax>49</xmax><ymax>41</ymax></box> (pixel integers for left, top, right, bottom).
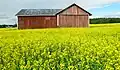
<box><xmin>57</xmin><ymin>5</ymin><xmax>89</xmax><ymax>27</ymax></box>
<box><xmin>60</xmin><ymin>6</ymin><xmax>88</xmax><ymax>15</ymax></box>
<box><xmin>58</xmin><ymin>15</ymin><xmax>89</xmax><ymax>27</ymax></box>
<box><xmin>18</xmin><ymin>16</ymin><xmax>57</xmax><ymax>29</ymax></box>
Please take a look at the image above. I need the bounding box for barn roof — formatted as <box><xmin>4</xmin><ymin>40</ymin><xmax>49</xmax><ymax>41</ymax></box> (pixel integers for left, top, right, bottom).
<box><xmin>15</xmin><ymin>9</ymin><xmax>61</xmax><ymax>16</ymax></box>
<box><xmin>16</xmin><ymin>3</ymin><xmax>92</xmax><ymax>16</ymax></box>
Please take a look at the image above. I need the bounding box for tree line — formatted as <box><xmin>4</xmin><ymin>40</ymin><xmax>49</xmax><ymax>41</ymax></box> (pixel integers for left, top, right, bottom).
<box><xmin>90</xmin><ymin>18</ymin><xmax>120</xmax><ymax>24</ymax></box>
<box><xmin>0</xmin><ymin>24</ymin><xmax>17</xmax><ymax>28</ymax></box>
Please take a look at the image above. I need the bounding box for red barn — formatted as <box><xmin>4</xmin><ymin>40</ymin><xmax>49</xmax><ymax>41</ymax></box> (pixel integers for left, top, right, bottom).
<box><xmin>16</xmin><ymin>3</ymin><xmax>92</xmax><ymax>29</ymax></box>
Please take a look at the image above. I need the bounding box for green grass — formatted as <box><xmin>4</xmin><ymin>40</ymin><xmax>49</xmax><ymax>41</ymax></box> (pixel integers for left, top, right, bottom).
<box><xmin>0</xmin><ymin>24</ymin><xmax>120</xmax><ymax>70</ymax></box>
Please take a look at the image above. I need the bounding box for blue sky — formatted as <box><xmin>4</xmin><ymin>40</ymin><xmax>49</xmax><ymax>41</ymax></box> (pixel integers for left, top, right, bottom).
<box><xmin>89</xmin><ymin>2</ymin><xmax>120</xmax><ymax>17</ymax></box>
<box><xmin>0</xmin><ymin>0</ymin><xmax>120</xmax><ymax>25</ymax></box>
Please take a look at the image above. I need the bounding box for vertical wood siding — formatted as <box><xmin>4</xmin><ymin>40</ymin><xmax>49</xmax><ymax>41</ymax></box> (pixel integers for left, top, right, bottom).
<box><xmin>59</xmin><ymin>15</ymin><xmax>89</xmax><ymax>27</ymax></box>
<box><xmin>60</xmin><ymin>6</ymin><xmax>89</xmax><ymax>15</ymax></box>
<box><xmin>18</xmin><ymin>16</ymin><xmax>57</xmax><ymax>29</ymax></box>
<box><xmin>58</xmin><ymin>5</ymin><xmax>89</xmax><ymax>27</ymax></box>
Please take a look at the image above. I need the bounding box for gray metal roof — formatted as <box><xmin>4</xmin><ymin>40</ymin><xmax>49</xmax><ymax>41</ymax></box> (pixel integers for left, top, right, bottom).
<box><xmin>16</xmin><ymin>9</ymin><xmax>61</xmax><ymax>16</ymax></box>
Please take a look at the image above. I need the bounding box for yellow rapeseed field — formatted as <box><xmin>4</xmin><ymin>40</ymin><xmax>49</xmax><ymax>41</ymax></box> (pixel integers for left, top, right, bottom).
<box><xmin>0</xmin><ymin>24</ymin><xmax>120</xmax><ymax>70</ymax></box>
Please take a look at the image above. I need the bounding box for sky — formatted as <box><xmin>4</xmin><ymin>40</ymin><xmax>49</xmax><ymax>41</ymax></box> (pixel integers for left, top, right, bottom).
<box><xmin>0</xmin><ymin>0</ymin><xmax>120</xmax><ymax>25</ymax></box>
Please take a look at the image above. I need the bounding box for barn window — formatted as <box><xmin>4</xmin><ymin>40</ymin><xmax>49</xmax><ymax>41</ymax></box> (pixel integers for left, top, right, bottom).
<box><xmin>45</xmin><ymin>17</ymin><xmax>51</xmax><ymax>20</ymax></box>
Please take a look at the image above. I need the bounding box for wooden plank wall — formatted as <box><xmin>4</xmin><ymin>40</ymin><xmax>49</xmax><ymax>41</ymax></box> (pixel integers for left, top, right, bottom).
<box><xmin>59</xmin><ymin>15</ymin><xmax>88</xmax><ymax>27</ymax></box>
<box><xmin>60</xmin><ymin>6</ymin><xmax>88</xmax><ymax>15</ymax></box>
<box><xmin>58</xmin><ymin>5</ymin><xmax>89</xmax><ymax>27</ymax></box>
<box><xmin>18</xmin><ymin>16</ymin><xmax>57</xmax><ymax>29</ymax></box>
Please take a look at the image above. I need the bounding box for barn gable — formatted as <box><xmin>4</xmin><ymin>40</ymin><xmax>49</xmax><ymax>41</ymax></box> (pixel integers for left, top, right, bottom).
<box><xmin>57</xmin><ymin>3</ymin><xmax>91</xmax><ymax>27</ymax></box>
<box><xmin>56</xmin><ymin>3</ymin><xmax>92</xmax><ymax>16</ymax></box>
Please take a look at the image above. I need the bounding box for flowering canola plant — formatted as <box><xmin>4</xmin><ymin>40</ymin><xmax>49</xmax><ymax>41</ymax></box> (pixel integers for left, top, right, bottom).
<box><xmin>0</xmin><ymin>24</ymin><xmax>120</xmax><ymax>70</ymax></box>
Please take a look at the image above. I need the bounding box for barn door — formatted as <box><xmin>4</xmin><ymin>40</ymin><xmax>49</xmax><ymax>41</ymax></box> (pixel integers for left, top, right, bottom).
<box><xmin>43</xmin><ymin>17</ymin><xmax>57</xmax><ymax>28</ymax></box>
<box><xmin>59</xmin><ymin>15</ymin><xmax>81</xmax><ymax>27</ymax></box>
<box><xmin>59</xmin><ymin>15</ymin><xmax>88</xmax><ymax>27</ymax></box>
<box><xmin>43</xmin><ymin>17</ymin><xmax>51</xmax><ymax>28</ymax></box>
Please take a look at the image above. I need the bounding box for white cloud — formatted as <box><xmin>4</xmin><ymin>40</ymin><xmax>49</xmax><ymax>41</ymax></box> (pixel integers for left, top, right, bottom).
<box><xmin>116</xmin><ymin>12</ymin><xmax>120</xmax><ymax>15</ymax></box>
<box><xmin>0</xmin><ymin>19</ymin><xmax>15</xmax><ymax>25</ymax></box>
<box><xmin>0</xmin><ymin>0</ymin><xmax>120</xmax><ymax>15</ymax></box>
<box><xmin>87</xmin><ymin>4</ymin><xmax>111</xmax><ymax>10</ymax></box>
